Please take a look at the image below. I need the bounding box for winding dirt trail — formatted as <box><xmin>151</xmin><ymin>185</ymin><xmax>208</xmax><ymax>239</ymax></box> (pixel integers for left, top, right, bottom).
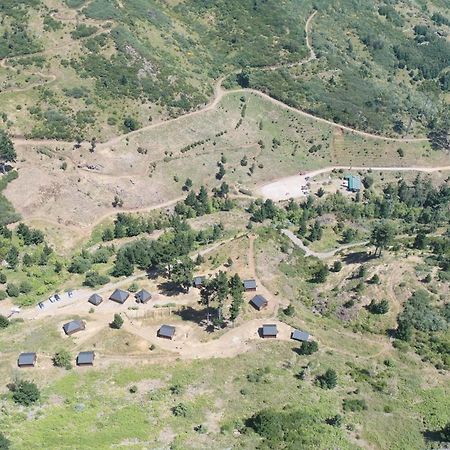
<box><xmin>282</xmin><ymin>229</ymin><xmax>369</xmax><ymax>259</ymax></box>
<box><xmin>9</xmin><ymin>10</ymin><xmax>429</xmax><ymax>149</ymax></box>
<box><xmin>259</xmin><ymin>10</ymin><xmax>317</xmax><ymax>72</ymax></box>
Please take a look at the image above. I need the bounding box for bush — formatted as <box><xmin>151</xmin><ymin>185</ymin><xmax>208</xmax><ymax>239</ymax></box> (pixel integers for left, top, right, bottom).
<box><xmin>247</xmin><ymin>367</ymin><xmax>271</xmax><ymax>383</ymax></box>
<box><xmin>0</xmin><ymin>315</ymin><xmax>9</xmax><ymax>329</ymax></box>
<box><xmin>123</xmin><ymin>117</ymin><xmax>140</xmax><ymax>132</ymax></box>
<box><xmin>313</xmin><ymin>264</ymin><xmax>329</xmax><ymax>283</ymax></box>
<box><xmin>129</xmin><ymin>385</ymin><xmax>138</xmax><ymax>394</ymax></box>
<box><xmin>128</xmin><ymin>282</ymin><xmax>139</xmax><ymax>292</ymax></box>
<box><xmin>0</xmin><ymin>273</ymin><xmax>6</xmax><ymax>284</ymax></box>
<box><xmin>326</xmin><ymin>414</ymin><xmax>342</xmax><ymax>427</ymax></box>
<box><xmin>316</xmin><ymin>369</ymin><xmax>337</xmax><ymax>389</ymax></box>
<box><xmin>53</xmin><ymin>350</ymin><xmax>72</xmax><ymax>370</ymax></box>
<box><xmin>170</xmin><ymin>384</ymin><xmax>185</xmax><ymax>395</ymax></box>
<box><xmin>172</xmin><ymin>402</ymin><xmax>191</xmax><ymax>417</ymax></box>
<box><xmin>0</xmin><ymin>432</ymin><xmax>10</xmax><ymax>449</ymax></box>
<box><xmin>283</xmin><ymin>304</ymin><xmax>295</xmax><ymax>316</ymax></box>
<box><xmin>19</xmin><ymin>280</ymin><xmax>32</xmax><ymax>294</ymax></box>
<box><xmin>343</xmin><ymin>398</ymin><xmax>368</xmax><ymax>412</ymax></box>
<box><xmin>297</xmin><ymin>340</ymin><xmax>318</xmax><ymax>355</ymax></box>
<box><xmin>68</xmin><ymin>256</ymin><xmax>92</xmax><ymax>274</ymax></box>
<box><xmin>6</xmin><ymin>283</ymin><xmax>19</xmax><ymax>297</ymax></box>
<box><xmin>83</xmin><ymin>271</ymin><xmax>110</xmax><ymax>287</ymax></box>
<box><xmin>0</xmin><ymin>291</ymin><xmax>7</xmax><ymax>301</ymax></box>
<box><xmin>368</xmin><ymin>299</ymin><xmax>389</xmax><ymax>314</ymax></box>
<box><xmin>111</xmin><ymin>313</ymin><xmax>124</xmax><ymax>329</ymax></box>
<box><xmin>11</xmin><ymin>380</ymin><xmax>40</xmax><ymax>406</ymax></box>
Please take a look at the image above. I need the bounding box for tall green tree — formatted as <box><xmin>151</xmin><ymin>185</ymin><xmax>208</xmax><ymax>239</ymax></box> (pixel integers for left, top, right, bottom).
<box><xmin>171</xmin><ymin>257</ymin><xmax>194</xmax><ymax>292</ymax></box>
<box><xmin>370</xmin><ymin>221</ymin><xmax>396</xmax><ymax>256</ymax></box>
<box><xmin>0</xmin><ymin>130</ymin><xmax>16</xmax><ymax>164</ymax></box>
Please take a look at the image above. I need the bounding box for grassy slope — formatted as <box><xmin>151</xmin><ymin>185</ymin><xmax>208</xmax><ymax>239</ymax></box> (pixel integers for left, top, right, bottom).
<box><xmin>1</xmin><ymin>0</ymin><xmax>449</xmax><ymax>139</ymax></box>
<box><xmin>0</xmin><ymin>232</ymin><xmax>449</xmax><ymax>449</ymax></box>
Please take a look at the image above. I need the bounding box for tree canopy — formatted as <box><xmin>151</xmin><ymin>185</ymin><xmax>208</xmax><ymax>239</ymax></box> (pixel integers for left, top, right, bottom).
<box><xmin>0</xmin><ymin>130</ymin><xmax>16</xmax><ymax>163</ymax></box>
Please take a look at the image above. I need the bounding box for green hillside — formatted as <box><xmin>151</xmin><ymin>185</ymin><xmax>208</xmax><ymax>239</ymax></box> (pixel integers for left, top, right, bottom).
<box><xmin>0</xmin><ymin>0</ymin><xmax>449</xmax><ymax>141</ymax></box>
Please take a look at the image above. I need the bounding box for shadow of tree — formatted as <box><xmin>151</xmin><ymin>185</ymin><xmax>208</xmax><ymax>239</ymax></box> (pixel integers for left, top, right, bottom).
<box><xmin>173</xmin><ymin>306</ymin><xmax>209</xmax><ymax>324</ymax></box>
<box><xmin>422</xmin><ymin>429</ymin><xmax>445</xmax><ymax>443</ymax></box>
<box><xmin>342</xmin><ymin>251</ymin><xmax>374</xmax><ymax>265</ymax></box>
<box><xmin>157</xmin><ymin>281</ymin><xmax>184</xmax><ymax>297</ymax></box>
<box><xmin>173</xmin><ymin>306</ymin><xmax>220</xmax><ymax>333</ymax></box>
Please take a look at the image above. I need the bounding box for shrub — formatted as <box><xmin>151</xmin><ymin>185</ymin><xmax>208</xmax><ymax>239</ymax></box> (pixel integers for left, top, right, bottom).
<box><xmin>11</xmin><ymin>380</ymin><xmax>40</xmax><ymax>406</ymax></box>
<box><xmin>6</xmin><ymin>283</ymin><xmax>19</xmax><ymax>297</ymax></box>
<box><xmin>172</xmin><ymin>402</ymin><xmax>191</xmax><ymax>417</ymax></box>
<box><xmin>123</xmin><ymin>117</ymin><xmax>140</xmax><ymax>132</ymax></box>
<box><xmin>19</xmin><ymin>281</ymin><xmax>32</xmax><ymax>294</ymax></box>
<box><xmin>53</xmin><ymin>350</ymin><xmax>72</xmax><ymax>370</ymax></box>
<box><xmin>283</xmin><ymin>304</ymin><xmax>295</xmax><ymax>316</ymax></box>
<box><xmin>316</xmin><ymin>369</ymin><xmax>337</xmax><ymax>389</ymax></box>
<box><xmin>194</xmin><ymin>424</ymin><xmax>207</xmax><ymax>434</ymax></box>
<box><xmin>83</xmin><ymin>271</ymin><xmax>110</xmax><ymax>287</ymax></box>
<box><xmin>128</xmin><ymin>282</ymin><xmax>139</xmax><ymax>292</ymax></box>
<box><xmin>0</xmin><ymin>315</ymin><xmax>9</xmax><ymax>329</ymax></box>
<box><xmin>343</xmin><ymin>398</ymin><xmax>368</xmax><ymax>412</ymax></box>
<box><xmin>0</xmin><ymin>432</ymin><xmax>10</xmax><ymax>449</ymax></box>
<box><xmin>297</xmin><ymin>340</ymin><xmax>318</xmax><ymax>355</ymax></box>
<box><xmin>68</xmin><ymin>256</ymin><xmax>92</xmax><ymax>274</ymax></box>
<box><xmin>170</xmin><ymin>384</ymin><xmax>185</xmax><ymax>395</ymax></box>
<box><xmin>0</xmin><ymin>291</ymin><xmax>7</xmax><ymax>301</ymax></box>
<box><xmin>111</xmin><ymin>313</ymin><xmax>124</xmax><ymax>329</ymax></box>
<box><xmin>326</xmin><ymin>414</ymin><xmax>342</xmax><ymax>427</ymax></box>
<box><xmin>129</xmin><ymin>385</ymin><xmax>138</xmax><ymax>394</ymax></box>
<box><xmin>313</xmin><ymin>264</ymin><xmax>329</xmax><ymax>283</ymax></box>
<box><xmin>0</xmin><ymin>273</ymin><xmax>6</xmax><ymax>284</ymax></box>
<box><xmin>368</xmin><ymin>299</ymin><xmax>389</xmax><ymax>314</ymax></box>
<box><xmin>247</xmin><ymin>367</ymin><xmax>271</xmax><ymax>383</ymax></box>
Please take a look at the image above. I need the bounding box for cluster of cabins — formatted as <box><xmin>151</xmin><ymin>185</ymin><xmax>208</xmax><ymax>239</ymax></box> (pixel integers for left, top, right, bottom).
<box><xmin>19</xmin><ymin>276</ymin><xmax>311</xmax><ymax>369</ymax></box>
<box><xmin>86</xmin><ymin>288</ymin><xmax>152</xmax><ymax>307</ymax></box>
<box><xmin>17</xmin><ymin>351</ymin><xmax>95</xmax><ymax>368</ymax></box>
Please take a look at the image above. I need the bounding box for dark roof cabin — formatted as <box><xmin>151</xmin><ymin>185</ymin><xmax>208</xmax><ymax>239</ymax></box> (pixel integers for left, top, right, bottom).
<box><xmin>250</xmin><ymin>295</ymin><xmax>268</xmax><ymax>311</ymax></box>
<box><xmin>88</xmin><ymin>293</ymin><xmax>103</xmax><ymax>306</ymax></box>
<box><xmin>243</xmin><ymin>279</ymin><xmax>257</xmax><ymax>291</ymax></box>
<box><xmin>63</xmin><ymin>320</ymin><xmax>85</xmax><ymax>336</ymax></box>
<box><xmin>291</xmin><ymin>329</ymin><xmax>310</xmax><ymax>342</ymax></box>
<box><xmin>109</xmin><ymin>289</ymin><xmax>129</xmax><ymax>304</ymax></box>
<box><xmin>135</xmin><ymin>289</ymin><xmax>152</xmax><ymax>304</ymax></box>
<box><xmin>157</xmin><ymin>325</ymin><xmax>176</xmax><ymax>340</ymax></box>
<box><xmin>77</xmin><ymin>351</ymin><xmax>95</xmax><ymax>366</ymax></box>
<box><xmin>261</xmin><ymin>324</ymin><xmax>278</xmax><ymax>338</ymax></box>
<box><xmin>193</xmin><ymin>276</ymin><xmax>205</xmax><ymax>288</ymax></box>
<box><xmin>18</xmin><ymin>352</ymin><xmax>37</xmax><ymax>368</ymax></box>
